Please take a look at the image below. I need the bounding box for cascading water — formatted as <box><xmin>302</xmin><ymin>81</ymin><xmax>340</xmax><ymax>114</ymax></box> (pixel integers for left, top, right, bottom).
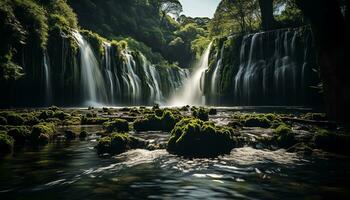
<box><xmin>140</xmin><ymin>55</ymin><xmax>163</xmax><ymax>104</ymax></box>
<box><xmin>121</xmin><ymin>51</ymin><xmax>142</xmax><ymax>104</ymax></box>
<box><xmin>205</xmin><ymin>27</ymin><xmax>318</xmax><ymax>106</ymax></box>
<box><xmin>211</xmin><ymin>44</ymin><xmax>224</xmax><ymax>96</ymax></box>
<box><xmin>169</xmin><ymin>42</ymin><xmax>213</xmax><ymax>106</ymax></box>
<box><xmin>43</xmin><ymin>50</ymin><xmax>52</xmax><ymax>105</ymax></box>
<box><xmin>103</xmin><ymin>42</ymin><xmax>115</xmax><ymax>104</ymax></box>
<box><xmin>72</xmin><ymin>31</ymin><xmax>107</xmax><ymax>105</ymax></box>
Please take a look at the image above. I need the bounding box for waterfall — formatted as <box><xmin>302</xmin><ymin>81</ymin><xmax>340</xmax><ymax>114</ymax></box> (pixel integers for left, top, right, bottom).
<box><xmin>121</xmin><ymin>51</ymin><xmax>142</xmax><ymax>104</ymax></box>
<box><xmin>43</xmin><ymin>50</ymin><xmax>52</xmax><ymax>105</ymax></box>
<box><xmin>72</xmin><ymin>30</ymin><xmax>107</xmax><ymax>105</ymax></box>
<box><xmin>103</xmin><ymin>42</ymin><xmax>115</xmax><ymax>104</ymax></box>
<box><xmin>169</xmin><ymin>42</ymin><xmax>213</xmax><ymax>106</ymax></box>
<box><xmin>211</xmin><ymin>44</ymin><xmax>225</xmax><ymax>96</ymax></box>
<box><xmin>229</xmin><ymin>29</ymin><xmax>311</xmax><ymax>106</ymax></box>
<box><xmin>140</xmin><ymin>55</ymin><xmax>163</xmax><ymax>104</ymax></box>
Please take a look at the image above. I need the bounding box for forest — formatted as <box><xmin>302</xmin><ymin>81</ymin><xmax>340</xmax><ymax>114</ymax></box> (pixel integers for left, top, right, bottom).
<box><xmin>0</xmin><ymin>0</ymin><xmax>350</xmax><ymax>199</ymax></box>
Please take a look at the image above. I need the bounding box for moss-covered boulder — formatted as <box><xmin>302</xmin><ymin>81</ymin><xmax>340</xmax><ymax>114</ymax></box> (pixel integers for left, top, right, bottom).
<box><xmin>167</xmin><ymin>118</ymin><xmax>238</xmax><ymax>158</ymax></box>
<box><xmin>313</xmin><ymin>129</ymin><xmax>350</xmax><ymax>155</ymax></box>
<box><xmin>103</xmin><ymin>119</ymin><xmax>129</xmax><ymax>133</ymax></box>
<box><xmin>65</xmin><ymin>130</ymin><xmax>77</xmax><ymax>140</ymax></box>
<box><xmin>244</xmin><ymin>115</ymin><xmax>271</xmax><ymax>128</ymax></box>
<box><xmin>81</xmin><ymin>116</ymin><xmax>109</xmax><ymax>125</ymax></box>
<box><xmin>192</xmin><ymin>107</ymin><xmax>209</xmax><ymax>121</ymax></box>
<box><xmin>133</xmin><ymin>110</ymin><xmax>178</xmax><ymax>132</ymax></box>
<box><xmin>30</xmin><ymin>123</ymin><xmax>56</xmax><ymax>144</ymax></box>
<box><xmin>0</xmin><ymin>131</ymin><xmax>14</xmax><ymax>155</ymax></box>
<box><xmin>208</xmin><ymin>108</ymin><xmax>217</xmax><ymax>115</ymax></box>
<box><xmin>96</xmin><ymin>133</ymin><xmax>147</xmax><ymax>155</ymax></box>
<box><xmin>7</xmin><ymin>126</ymin><xmax>30</xmax><ymax>145</ymax></box>
<box><xmin>78</xmin><ymin>131</ymin><xmax>87</xmax><ymax>139</ymax></box>
<box><xmin>0</xmin><ymin>116</ymin><xmax>7</xmax><ymax>125</ymax></box>
<box><xmin>5</xmin><ymin>112</ymin><xmax>25</xmax><ymax>126</ymax></box>
<box><xmin>273</xmin><ymin>124</ymin><xmax>296</xmax><ymax>148</ymax></box>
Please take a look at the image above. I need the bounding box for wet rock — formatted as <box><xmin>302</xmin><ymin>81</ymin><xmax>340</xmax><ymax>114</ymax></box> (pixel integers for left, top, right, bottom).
<box><xmin>65</xmin><ymin>130</ymin><xmax>77</xmax><ymax>140</ymax></box>
<box><xmin>96</xmin><ymin>133</ymin><xmax>147</xmax><ymax>155</ymax></box>
<box><xmin>167</xmin><ymin>118</ymin><xmax>238</xmax><ymax>158</ymax></box>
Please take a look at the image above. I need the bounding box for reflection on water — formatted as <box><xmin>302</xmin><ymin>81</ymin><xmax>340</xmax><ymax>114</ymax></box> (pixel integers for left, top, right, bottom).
<box><xmin>1</xmin><ymin>128</ymin><xmax>350</xmax><ymax>199</ymax></box>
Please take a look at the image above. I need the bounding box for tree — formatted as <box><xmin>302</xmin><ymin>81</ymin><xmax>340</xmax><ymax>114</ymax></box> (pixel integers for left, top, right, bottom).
<box><xmin>150</xmin><ymin>0</ymin><xmax>182</xmax><ymax>27</ymax></box>
<box><xmin>258</xmin><ymin>0</ymin><xmax>276</xmax><ymax>30</ymax></box>
<box><xmin>295</xmin><ymin>0</ymin><xmax>350</xmax><ymax>122</ymax></box>
<box><xmin>209</xmin><ymin>0</ymin><xmax>260</xmax><ymax>36</ymax></box>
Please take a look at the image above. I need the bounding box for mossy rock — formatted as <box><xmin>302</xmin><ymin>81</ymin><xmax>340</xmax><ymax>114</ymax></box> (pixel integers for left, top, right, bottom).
<box><xmin>192</xmin><ymin>107</ymin><xmax>209</xmax><ymax>121</ymax></box>
<box><xmin>103</xmin><ymin>119</ymin><xmax>129</xmax><ymax>133</ymax></box>
<box><xmin>133</xmin><ymin>110</ymin><xmax>178</xmax><ymax>132</ymax></box>
<box><xmin>81</xmin><ymin>116</ymin><xmax>109</xmax><ymax>125</ymax></box>
<box><xmin>30</xmin><ymin>123</ymin><xmax>56</xmax><ymax>144</ymax></box>
<box><xmin>79</xmin><ymin>131</ymin><xmax>88</xmax><ymax>139</ymax></box>
<box><xmin>273</xmin><ymin>124</ymin><xmax>296</xmax><ymax>148</ymax></box>
<box><xmin>0</xmin><ymin>116</ymin><xmax>7</xmax><ymax>125</ymax></box>
<box><xmin>5</xmin><ymin>113</ymin><xmax>25</xmax><ymax>126</ymax></box>
<box><xmin>96</xmin><ymin>133</ymin><xmax>146</xmax><ymax>155</ymax></box>
<box><xmin>21</xmin><ymin>113</ymin><xmax>40</xmax><ymax>126</ymax></box>
<box><xmin>65</xmin><ymin>130</ymin><xmax>77</xmax><ymax>140</ymax></box>
<box><xmin>7</xmin><ymin>126</ymin><xmax>30</xmax><ymax>145</ymax></box>
<box><xmin>167</xmin><ymin>118</ymin><xmax>238</xmax><ymax>158</ymax></box>
<box><xmin>244</xmin><ymin>116</ymin><xmax>271</xmax><ymax>128</ymax></box>
<box><xmin>303</xmin><ymin>113</ymin><xmax>327</xmax><ymax>121</ymax></box>
<box><xmin>313</xmin><ymin>129</ymin><xmax>350</xmax><ymax>155</ymax></box>
<box><xmin>208</xmin><ymin>108</ymin><xmax>217</xmax><ymax>115</ymax></box>
<box><xmin>0</xmin><ymin>132</ymin><xmax>14</xmax><ymax>155</ymax></box>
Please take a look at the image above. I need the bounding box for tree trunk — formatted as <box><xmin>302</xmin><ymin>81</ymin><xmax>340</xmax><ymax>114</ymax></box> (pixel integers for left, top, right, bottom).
<box><xmin>258</xmin><ymin>0</ymin><xmax>276</xmax><ymax>30</ymax></box>
<box><xmin>296</xmin><ymin>0</ymin><xmax>350</xmax><ymax>122</ymax></box>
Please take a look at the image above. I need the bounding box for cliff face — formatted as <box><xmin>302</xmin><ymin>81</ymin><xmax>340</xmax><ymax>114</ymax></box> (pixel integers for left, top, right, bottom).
<box><xmin>0</xmin><ymin>0</ymin><xmax>188</xmax><ymax>107</ymax></box>
<box><xmin>203</xmin><ymin>27</ymin><xmax>322</xmax><ymax>107</ymax></box>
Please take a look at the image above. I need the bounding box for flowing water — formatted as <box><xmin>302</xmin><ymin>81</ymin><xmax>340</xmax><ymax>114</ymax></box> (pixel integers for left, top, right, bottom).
<box><xmin>169</xmin><ymin>42</ymin><xmax>213</xmax><ymax>106</ymax></box>
<box><xmin>1</xmin><ymin>123</ymin><xmax>349</xmax><ymax>200</ymax></box>
<box><xmin>43</xmin><ymin>50</ymin><xmax>52</xmax><ymax>105</ymax></box>
<box><xmin>72</xmin><ymin>31</ymin><xmax>107</xmax><ymax>105</ymax></box>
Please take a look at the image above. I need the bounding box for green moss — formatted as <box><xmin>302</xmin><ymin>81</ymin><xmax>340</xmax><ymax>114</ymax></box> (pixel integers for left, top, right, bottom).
<box><xmin>103</xmin><ymin>119</ymin><xmax>129</xmax><ymax>133</ymax></box>
<box><xmin>192</xmin><ymin>107</ymin><xmax>209</xmax><ymax>121</ymax></box>
<box><xmin>313</xmin><ymin>129</ymin><xmax>350</xmax><ymax>155</ymax></box>
<box><xmin>303</xmin><ymin>113</ymin><xmax>327</xmax><ymax>121</ymax></box>
<box><xmin>167</xmin><ymin>118</ymin><xmax>237</xmax><ymax>158</ymax></box>
<box><xmin>6</xmin><ymin>112</ymin><xmax>25</xmax><ymax>126</ymax></box>
<box><xmin>30</xmin><ymin>122</ymin><xmax>56</xmax><ymax>144</ymax></box>
<box><xmin>0</xmin><ymin>131</ymin><xmax>14</xmax><ymax>155</ymax></box>
<box><xmin>96</xmin><ymin>133</ymin><xmax>146</xmax><ymax>155</ymax></box>
<box><xmin>273</xmin><ymin>124</ymin><xmax>296</xmax><ymax>148</ymax></box>
<box><xmin>244</xmin><ymin>116</ymin><xmax>271</xmax><ymax>128</ymax></box>
<box><xmin>133</xmin><ymin>110</ymin><xmax>178</xmax><ymax>132</ymax></box>
<box><xmin>81</xmin><ymin>116</ymin><xmax>108</xmax><ymax>125</ymax></box>
<box><xmin>7</xmin><ymin>126</ymin><xmax>30</xmax><ymax>145</ymax></box>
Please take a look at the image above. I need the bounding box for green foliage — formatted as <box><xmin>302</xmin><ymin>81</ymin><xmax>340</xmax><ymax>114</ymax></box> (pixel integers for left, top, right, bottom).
<box><xmin>0</xmin><ymin>131</ymin><xmax>14</xmax><ymax>155</ymax></box>
<box><xmin>103</xmin><ymin>119</ymin><xmax>129</xmax><ymax>133</ymax></box>
<box><xmin>167</xmin><ymin>118</ymin><xmax>237</xmax><ymax>157</ymax></box>
<box><xmin>133</xmin><ymin>110</ymin><xmax>179</xmax><ymax>132</ymax></box>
